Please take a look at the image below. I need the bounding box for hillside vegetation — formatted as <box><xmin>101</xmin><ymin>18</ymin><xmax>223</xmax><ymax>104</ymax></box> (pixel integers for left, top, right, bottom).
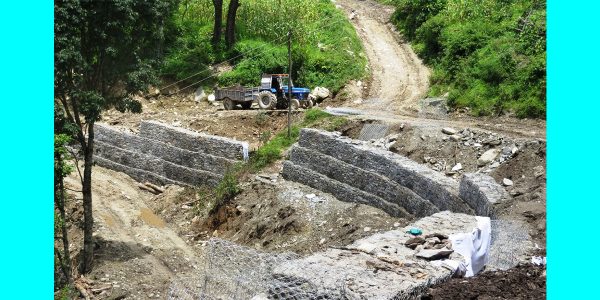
<box><xmin>163</xmin><ymin>0</ymin><xmax>366</xmax><ymax>93</ymax></box>
<box><xmin>384</xmin><ymin>0</ymin><xmax>546</xmax><ymax>118</ymax></box>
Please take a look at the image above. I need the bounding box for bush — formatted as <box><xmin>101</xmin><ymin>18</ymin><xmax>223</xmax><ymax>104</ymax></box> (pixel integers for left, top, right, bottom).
<box><xmin>387</xmin><ymin>0</ymin><xmax>546</xmax><ymax>118</ymax></box>
<box><xmin>162</xmin><ymin>0</ymin><xmax>366</xmax><ymax>94</ymax></box>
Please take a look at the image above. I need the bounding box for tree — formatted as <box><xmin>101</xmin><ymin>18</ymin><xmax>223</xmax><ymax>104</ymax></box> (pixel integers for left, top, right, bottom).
<box><xmin>54</xmin><ymin>111</ymin><xmax>74</xmax><ymax>285</ymax></box>
<box><xmin>212</xmin><ymin>0</ymin><xmax>223</xmax><ymax>47</ymax></box>
<box><xmin>225</xmin><ymin>0</ymin><xmax>240</xmax><ymax>49</ymax></box>
<box><xmin>54</xmin><ymin>0</ymin><xmax>177</xmax><ymax>274</ymax></box>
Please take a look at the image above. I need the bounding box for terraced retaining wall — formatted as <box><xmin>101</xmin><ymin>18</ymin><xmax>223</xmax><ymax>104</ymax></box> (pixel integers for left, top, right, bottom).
<box><xmin>282</xmin><ymin>128</ymin><xmax>509</xmax><ymax>218</ymax></box>
<box><xmin>94</xmin><ymin>121</ymin><xmax>248</xmax><ymax>187</ymax></box>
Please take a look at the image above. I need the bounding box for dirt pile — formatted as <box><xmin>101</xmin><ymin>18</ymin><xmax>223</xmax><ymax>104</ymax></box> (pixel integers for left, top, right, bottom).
<box><xmin>424</xmin><ymin>264</ymin><xmax>546</xmax><ymax>299</ymax></box>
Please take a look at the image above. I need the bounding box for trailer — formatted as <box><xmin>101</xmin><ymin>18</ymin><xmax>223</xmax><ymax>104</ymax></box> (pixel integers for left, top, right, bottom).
<box><xmin>214</xmin><ymin>74</ymin><xmax>312</xmax><ymax>110</ymax></box>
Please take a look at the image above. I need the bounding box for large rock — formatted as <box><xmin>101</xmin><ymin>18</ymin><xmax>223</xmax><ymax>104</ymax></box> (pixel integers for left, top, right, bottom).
<box><xmin>311</xmin><ymin>86</ymin><xmax>330</xmax><ymax>100</ymax></box>
<box><xmin>194</xmin><ymin>87</ymin><xmax>207</xmax><ymax>102</ymax></box>
<box><xmin>477</xmin><ymin>149</ymin><xmax>500</xmax><ymax>166</ymax></box>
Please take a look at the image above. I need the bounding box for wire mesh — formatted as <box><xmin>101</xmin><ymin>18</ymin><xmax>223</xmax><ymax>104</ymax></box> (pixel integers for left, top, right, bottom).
<box><xmin>168</xmin><ymin>238</ymin><xmax>347</xmax><ymax>300</ymax></box>
<box><xmin>488</xmin><ymin>219</ymin><xmax>532</xmax><ymax>270</ymax></box>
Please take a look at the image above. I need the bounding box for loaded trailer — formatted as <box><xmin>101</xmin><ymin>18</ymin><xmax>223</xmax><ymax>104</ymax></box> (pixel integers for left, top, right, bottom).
<box><xmin>214</xmin><ymin>73</ymin><xmax>314</xmax><ymax>110</ymax></box>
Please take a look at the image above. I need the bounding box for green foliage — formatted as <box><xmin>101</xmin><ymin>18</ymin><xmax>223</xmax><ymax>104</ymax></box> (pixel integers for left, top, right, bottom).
<box><xmin>55</xmin><ymin>0</ymin><xmax>178</xmax><ymax>124</ymax></box>
<box><xmin>250</xmin><ymin>108</ymin><xmax>347</xmax><ymax>170</ymax></box>
<box><xmin>163</xmin><ymin>0</ymin><xmax>366</xmax><ymax>93</ymax></box>
<box><xmin>388</xmin><ymin>0</ymin><xmax>546</xmax><ymax>118</ymax></box>
<box><xmin>208</xmin><ymin>165</ymin><xmax>242</xmax><ymax>214</ymax></box>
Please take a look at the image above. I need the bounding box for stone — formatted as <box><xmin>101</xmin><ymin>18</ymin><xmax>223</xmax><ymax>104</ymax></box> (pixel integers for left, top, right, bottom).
<box><xmin>478</xmin><ymin>149</ymin><xmax>500</xmax><ymax>166</ymax></box>
<box><xmin>306</xmin><ymin>193</ymin><xmax>316</xmax><ymax>199</ymax></box>
<box><xmin>490</xmin><ymin>162</ymin><xmax>500</xmax><ymax>168</ymax></box>
<box><xmin>405</xmin><ymin>237</ymin><xmax>426</xmax><ymax>249</ymax></box>
<box><xmin>501</xmin><ymin>146</ymin><xmax>513</xmax><ymax>156</ymax></box>
<box><xmin>473</xmin><ymin>143</ymin><xmax>482</xmax><ymax>147</ymax></box>
<box><xmin>319</xmin><ymin>238</ymin><xmax>326</xmax><ymax>245</ymax></box>
<box><xmin>194</xmin><ymin>87</ymin><xmax>207</xmax><ymax>102</ymax></box>
<box><xmin>355</xmin><ymin>242</ymin><xmax>377</xmax><ymax>253</ymax></box>
<box><xmin>364</xmin><ymin>227</ymin><xmax>372</xmax><ymax>232</ymax></box>
<box><xmin>207</xmin><ymin>93</ymin><xmax>216</xmax><ymax>102</ymax></box>
<box><xmin>311</xmin><ymin>86</ymin><xmax>330</xmax><ymax>100</ymax></box>
<box><xmin>415</xmin><ymin>249</ymin><xmax>454</xmax><ymax>260</ymax></box>
<box><xmin>425</xmin><ymin>233</ymin><xmax>449</xmax><ymax>240</ymax></box>
<box><xmin>533</xmin><ymin>165</ymin><xmax>545</xmax><ymax>178</ymax></box>
<box><xmin>442</xmin><ymin>127</ymin><xmax>457</xmax><ymax>135</ymax></box>
<box><xmin>449</xmin><ymin>135</ymin><xmax>460</xmax><ymax>142</ymax></box>
<box><xmin>503</xmin><ymin>178</ymin><xmax>514</xmax><ymax>186</ymax></box>
<box><xmin>451</xmin><ymin>163</ymin><xmax>462</xmax><ymax>172</ymax></box>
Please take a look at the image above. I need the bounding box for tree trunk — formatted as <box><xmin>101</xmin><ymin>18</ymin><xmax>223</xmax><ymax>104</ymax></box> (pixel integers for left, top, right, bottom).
<box><xmin>80</xmin><ymin>123</ymin><xmax>95</xmax><ymax>274</ymax></box>
<box><xmin>212</xmin><ymin>0</ymin><xmax>223</xmax><ymax>47</ymax></box>
<box><xmin>225</xmin><ymin>0</ymin><xmax>240</xmax><ymax>49</ymax></box>
<box><xmin>55</xmin><ymin>151</ymin><xmax>72</xmax><ymax>282</ymax></box>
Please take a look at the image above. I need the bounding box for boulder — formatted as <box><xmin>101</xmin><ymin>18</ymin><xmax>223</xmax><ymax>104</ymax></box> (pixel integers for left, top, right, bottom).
<box><xmin>194</xmin><ymin>88</ymin><xmax>207</xmax><ymax>102</ymax></box>
<box><xmin>311</xmin><ymin>86</ymin><xmax>330</xmax><ymax>100</ymax></box>
<box><xmin>478</xmin><ymin>149</ymin><xmax>500</xmax><ymax>166</ymax></box>
<box><xmin>442</xmin><ymin>127</ymin><xmax>457</xmax><ymax>135</ymax></box>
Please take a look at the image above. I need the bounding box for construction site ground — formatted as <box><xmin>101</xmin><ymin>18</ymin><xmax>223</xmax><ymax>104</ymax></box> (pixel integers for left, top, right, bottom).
<box><xmin>58</xmin><ymin>0</ymin><xmax>546</xmax><ymax>298</ymax></box>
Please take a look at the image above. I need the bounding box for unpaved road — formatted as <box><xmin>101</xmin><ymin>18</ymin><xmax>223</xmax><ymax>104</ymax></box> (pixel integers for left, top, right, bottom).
<box><xmin>336</xmin><ymin>0</ymin><xmax>430</xmax><ymax>115</ymax></box>
<box><xmin>331</xmin><ymin>0</ymin><xmax>545</xmax><ymax>140</ymax></box>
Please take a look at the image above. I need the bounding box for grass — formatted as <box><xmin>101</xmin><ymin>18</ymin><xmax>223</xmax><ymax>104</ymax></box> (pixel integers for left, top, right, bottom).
<box><xmin>194</xmin><ymin>108</ymin><xmax>347</xmax><ymax>216</ymax></box>
<box><xmin>250</xmin><ymin>108</ymin><xmax>347</xmax><ymax>170</ymax></box>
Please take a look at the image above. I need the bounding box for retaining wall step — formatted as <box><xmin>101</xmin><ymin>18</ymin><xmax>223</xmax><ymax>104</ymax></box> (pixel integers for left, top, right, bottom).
<box><xmin>297</xmin><ymin>128</ymin><xmax>472</xmax><ymax>214</ymax></box>
<box><xmin>459</xmin><ymin>173</ymin><xmax>511</xmax><ymax>217</ymax></box>
<box><xmin>95</xmin><ymin>124</ymin><xmax>236</xmax><ymax>175</ymax></box>
<box><xmin>281</xmin><ymin>161</ymin><xmax>410</xmax><ymax>218</ymax></box>
<box><xmin>289</xmin><ymin>145</ymin><xmax>438</xmax><ymax>217</ymax></box>
<box><xmin>95</xmin><ymin>139</ymin><xmax>222</xmax><ymax>187</ymax></box>
<box><xmin>139</xmin><ymin>120</ymin><xmax>247</xmax><ymax>160</ymax></box>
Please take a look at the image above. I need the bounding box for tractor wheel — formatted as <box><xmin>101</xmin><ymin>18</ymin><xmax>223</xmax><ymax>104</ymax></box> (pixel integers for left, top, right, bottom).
<box><xmin>223</xmin><ymin>98</ymin><xmax>234</xmax><ymax>110</ymax></box>
<box><xmin>290</xmin><ymin>99</ymin><xmax>300</xmax><ymax>110</ymax></box>
<box><xmin>241</xmin><ymin>101</ymin><xmax>252</xmax><ymax>109</ymax></box>
<box><xmin>305</xmin><ymin>99</ymin><xmax>314</xmax><ymax>109</ymax></box>
<box><xmin>258</xmin><ymin>91</ymin><xmax>276</xmax><ymax>109</ymax></box>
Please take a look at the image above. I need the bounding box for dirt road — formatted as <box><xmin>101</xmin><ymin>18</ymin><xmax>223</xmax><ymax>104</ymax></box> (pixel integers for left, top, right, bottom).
<box><xmin>331</xmin><ymin>0</ymin><xmax>545</xmax><ymax>140</ymax></box>
<box><xmin>336</xmin><ymin>0</ymin><xmax>430</xmax><ymax>115</ymax></box>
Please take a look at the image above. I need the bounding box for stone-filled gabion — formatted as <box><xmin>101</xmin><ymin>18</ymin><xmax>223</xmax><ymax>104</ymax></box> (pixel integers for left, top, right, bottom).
<box><xmin>93</xmin><ymin>121</ymin><xmax>248</xmax><ymax>187</ymax></box>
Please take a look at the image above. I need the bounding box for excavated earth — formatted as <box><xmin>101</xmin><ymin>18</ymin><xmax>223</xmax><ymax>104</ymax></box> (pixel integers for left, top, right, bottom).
<box><xmin>57</xmin><ymin>1</ymin><xmax>546</xmax><ymax>298</ymax></box>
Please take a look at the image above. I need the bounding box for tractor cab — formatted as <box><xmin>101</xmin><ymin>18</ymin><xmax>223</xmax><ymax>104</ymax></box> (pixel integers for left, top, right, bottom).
<box><xmin>260</xmin><ymin>73</ymin><xmax>310</xmax><ymax>100</ymax></box>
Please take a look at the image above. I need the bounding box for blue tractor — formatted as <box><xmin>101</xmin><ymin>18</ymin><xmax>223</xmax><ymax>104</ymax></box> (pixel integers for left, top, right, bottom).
<box><xmin>215</xmin><ymin>74</ymin><xmax>313</xmax><ymax>110</ymax></box>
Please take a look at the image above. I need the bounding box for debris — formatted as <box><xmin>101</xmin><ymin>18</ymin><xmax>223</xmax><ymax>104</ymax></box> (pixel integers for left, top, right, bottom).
<box><xmin>531</xmin><ymin>256</ymin><xmax>546</xmax><ymax>266</ymax></box>
<box><xmin>451</xmin><ymin>163</ymin><xmax>462</xmax><ymax>172</ymax></box>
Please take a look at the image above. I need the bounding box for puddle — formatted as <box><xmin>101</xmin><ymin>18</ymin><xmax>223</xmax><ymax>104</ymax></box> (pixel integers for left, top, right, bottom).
<box><xmin>139</xmin><ymin>207</ymin><xmax>166</xmax><ymax>228</ymax></box>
